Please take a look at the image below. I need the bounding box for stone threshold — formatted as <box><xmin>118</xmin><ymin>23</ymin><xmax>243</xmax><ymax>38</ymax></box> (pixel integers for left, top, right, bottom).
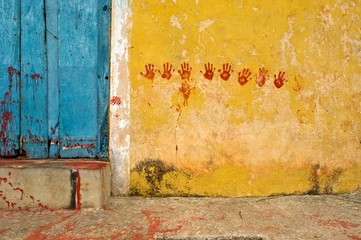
<box><xmin>0</xmin><ymin>159</ymin><xmax>110</xmax><ymax>210</ymax></box>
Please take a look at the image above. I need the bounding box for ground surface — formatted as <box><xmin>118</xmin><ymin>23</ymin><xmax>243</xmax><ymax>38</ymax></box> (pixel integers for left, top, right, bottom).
<box><xmin>0</xmin><ymin>195</ymin><xmax>360</xmax><ymax>240</ymax></box>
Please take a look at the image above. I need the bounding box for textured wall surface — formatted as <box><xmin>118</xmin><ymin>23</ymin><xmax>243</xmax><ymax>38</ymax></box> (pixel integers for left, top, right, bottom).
<box><xmin>127</xmin><ymin>0</ymin><xmax>361</xmax><ymax>196</ymax></box>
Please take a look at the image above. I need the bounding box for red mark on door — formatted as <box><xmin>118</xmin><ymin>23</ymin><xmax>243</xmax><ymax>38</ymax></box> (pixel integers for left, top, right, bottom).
<box><xmin>110</xmin><ymin>96</ymin><xmax>122</xmax><ymax>106</ymax></box>
<box><xmin>140</xmin><ymin>64</ymin><xmax>156</xmax><ymax>80</ymax></box>
<box><xmin>178</xmin><ymin>62</ymin><xmax>192</xmax><ymax>80</ymax></box>
<box><xmin>159</xmin><ymin>62</ymin><xmax>173</xmax><ymax>80</ymax></box>
<box><xmin>218</xmin><ymin>63</ymin><xmax>232</xmax><ymax>81</ymax></box>
<box><xmin>274</xmin><ymin>71</ymin><xmax>287</xmax><ymax>88</ymax></box>
<box><xmin>256</xmin><ymin>67</ymin><xmax>269</xmax><ymax>87</ymax></box>
<box><xmin>201</xmin><ymin>62</ymin><xmax>215</xmax><ymax>80</ymax></box>
<box><xmin>238</xmin><ymin>68</ymin><xmax>252</xmax><ymax>86</ymax></box>
<box><xmin>30</xmin><ymin>74</ymin><xmax>43</xmax><ymax>80</ymax></box>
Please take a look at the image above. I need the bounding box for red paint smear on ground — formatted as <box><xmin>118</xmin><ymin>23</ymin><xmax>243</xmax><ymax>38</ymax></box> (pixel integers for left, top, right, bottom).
<box><xmin>76</xmin><ymin>170</ymin><xmax>82</xmax><ymax>210</ymax></box>
<box><xmin>349</xmin><ymin>236</ymin><xmax>361</xmax><ymax>240</ymax></box>
<box><xmin>142</xmin><ymin>210</ymin><xmax>182</xmax><ymax>239</ymax></box>
<box><xmin>25</xmin><ymin>210</ymin><xmax>80</xmax><ymax>240</ymax></box>
<box><xmin>320</xmin><ymin>219</ymin><xmax>360</xmax><ymax>229</ymax></box>
<box><xmin>0</xmin><ymin>228</ymin><xmax>10</xmax><ymax>235</ymax></box>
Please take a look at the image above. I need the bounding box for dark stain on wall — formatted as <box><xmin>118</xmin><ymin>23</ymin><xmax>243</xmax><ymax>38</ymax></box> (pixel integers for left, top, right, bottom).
<box><xmin>307</xmin><ymin>164</ymin><xmax>320</xmax><ymax>195</ymax></box>
<box><xmin>131</xmin><ymin>159</ymin><xmax>175</xmax><ymax>196</ymax></box>
<box><xmin>307</xmin><ymin>164</ymin><xmax>344</xmax><ymax>195</ymax></box>
<box><xmin>324</xmin><ymin>168</ymin><xmax>343</xmax><ymax>194</ymax></box>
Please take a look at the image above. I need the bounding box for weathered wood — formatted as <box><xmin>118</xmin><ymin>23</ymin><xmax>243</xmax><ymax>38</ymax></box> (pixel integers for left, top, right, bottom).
<box><xmin>0</xmin><ymin>1</ymin><xmax>21</xmax><ymax>157</ymax></box>
<box><xmin>46</xmin><ymin>0</ymin><xmax>60</xmax><ymax>158</ymax></box>
<box><xmin>58</xmin><ymin>0</ymin><xmax>107</xmax><ymax>158</ymax></box>
<box><xmin>20</xmin><ymin>0</ymin><xmax>48</xmax><ymax>158</ymax></box>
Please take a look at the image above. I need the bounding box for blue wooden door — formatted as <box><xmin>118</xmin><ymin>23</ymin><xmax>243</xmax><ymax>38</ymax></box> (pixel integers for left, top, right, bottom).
<box><xmin>0</xmin><ymin>0</ymin><xmax>110</xmax><ymax>159</ymax></box>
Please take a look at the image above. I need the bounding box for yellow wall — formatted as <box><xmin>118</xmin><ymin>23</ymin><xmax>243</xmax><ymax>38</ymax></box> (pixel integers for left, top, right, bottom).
<box><xmin>128</xmin><ymin>0</ymin><xmax>361</xmax><ymax>196</ymax></box>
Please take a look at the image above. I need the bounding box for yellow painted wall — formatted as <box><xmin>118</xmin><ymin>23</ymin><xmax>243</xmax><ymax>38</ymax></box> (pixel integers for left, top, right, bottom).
<box><xmin>128</xmin><ymin>0</ymin><xmax>361</xmax><ymax>196</ymax></box>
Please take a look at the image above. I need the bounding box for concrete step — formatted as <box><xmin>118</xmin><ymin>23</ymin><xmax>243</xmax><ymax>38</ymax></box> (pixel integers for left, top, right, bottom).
<box><xmin>0</xmin><ymin>159</ymin><xmax>110</xmax><ymax>210</ymax></box>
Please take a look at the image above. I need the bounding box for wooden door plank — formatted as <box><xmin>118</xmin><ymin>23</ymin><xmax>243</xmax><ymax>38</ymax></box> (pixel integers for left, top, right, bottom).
<box><xmin>46</xmin><ymin>0</ymin><xmax>60</xmax><ymax>158</ymax></box>
<box><xmin>21</xmin><ymin>0</ymin><xmax>49</xmax><ymax>158</ymax></box>
<box><xmin>58</xmin><ymin>0</ymin><xmax>99</xmax><ymax>158</ymax></box>
<box><xmin>0</xmin><ymin>1</ymin><xmax>21</xmax><ymax>157</ymax></box>
<box><xmin>97</xmin><ymin>0</ymin><xmax>111</xmax><ymax>159</ymax></box>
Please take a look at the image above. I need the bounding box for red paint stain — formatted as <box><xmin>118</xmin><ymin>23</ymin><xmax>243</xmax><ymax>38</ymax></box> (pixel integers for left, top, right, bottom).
<box><xmin>110</xmin><ymin>96</ymin><xmax>122</xmax><ymax>106</ymax></box>
<box><xmin>159</xmin><ymin>62</ymin><xmax>173</xmax><ymax>80</ymax></box>
<box><xmin>140</xmin><ymin>64</ymin><xmax>156</xmax><ymax>80</ymax></box>
<box><xmin>218</xmin><ymin>63</ymin><xmax>232</xmax><ymax>81</ymax></box>
<box><xmin>201</xmin><ymin>62</ymin><xmax>215</xmax><ymax>80</ymax></box>
<box><xmin>141</xmin><ymin>210</ymin><xmax>182</xmax><ymax>239</ymax></box>
<box><xmin>76</xmin><ymin>170</ymin><xmax>82</xmax><ymax>210</ymax></box>
<box><xmin>349</xmin><ymin>235</ymin><xmax>361</xmax><ymax>240</ymax></box>
<box><xmin>191</xmin><ymin>217</ymin><xmax>207</xmax><ymax>221</ymax></box>
<box><xmin>261</xmin><ymin>226</ymin><xmax>280</xmax><ymax>232</ymax></box>
<box><xmin>238</xmin><ymin>68</ymin><xmax>252</xmax><ymax>86</ymax></box>
<box><xmin>0</xmin><ymin>159</ymin><xmax>107</xmax><ymax>170</ymax></box>
<box><xmin>320</xmin><ymin>219</ymin><xmax>360</xmax><ymax>229</ymax></box>
<box><xmin>30</xmin><ymin>74</ymin><xmax>43</xmax><ymax>80</ymax></box>
<box><xmin>274</xmin><ymin>71</ymin><xmax>287</xmax><ymax>88</ymax></box>
<box><xmin>29</xmin><ymin>195</ymin><xmax>35</xmax><ymax>203</ymax></box>
<box><xmin>178</xmin><ymin>62</ymin><xmax>192</xmax><ymax>80</ymax></box>
<box><xmin>179</xmin><ymin>81</ymin><xmax>192</xmax><ymax>106</ymax></box>
<box><xmin>25</xmin><ymin>210</ymin><xmax>79</xmax><ymax>240</ymax></box>
<box><xmin>0</xmin><ymin>228</ymin><xmax>10</xmax><ymax>235</ymax></box>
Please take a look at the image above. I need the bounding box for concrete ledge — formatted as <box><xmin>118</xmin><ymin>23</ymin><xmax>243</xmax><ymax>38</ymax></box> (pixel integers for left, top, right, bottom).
<box><xmin>0</xmin><ymin>159</ymin><xmax>110</xmax><ymax>210</ymax></box>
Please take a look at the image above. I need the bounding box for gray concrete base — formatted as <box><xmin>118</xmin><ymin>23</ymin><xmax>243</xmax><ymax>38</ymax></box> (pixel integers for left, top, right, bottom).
<box><xmin>0</xmin><ymin>159</ymin><xmax>110</xmax><ymax>210</ymax></box>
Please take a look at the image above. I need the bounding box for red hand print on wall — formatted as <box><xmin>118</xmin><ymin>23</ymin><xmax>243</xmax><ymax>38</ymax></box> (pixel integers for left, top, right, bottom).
<box><xmin>218</xmin><ymin>63</ymin><xmax>232</xmax><ymax>81</ymax></box>
<box><xmin>201</xmin><ymin>62</ymin><xmax>215</xmax><ymax>80</ymax></box>
<box><xmin>256</xmin><ymin>67</ymin><xmax>269</xmax><ymax>87</ymax></box>
<box><xmin>140</xmin><ymin>64</ymin><xmax>156</xmax><ymax>80</ymax></box>
<box><xmin>238</xmin><ymin>68</ymin><xmax>252</xmax><ymax>86</ymax></box>
<box><xmin>178</xmin><ymin>62</ymin><xmax>192</xmax><ymax>80</ymax></box>
<box><xmin>274</xmin><ymin>71</ymin><xmax>287</xmax><ymax>88</ymax></box>
<box><xmin>159</xmin><ymin>62</ymin><xmax>173</xmax><ymax>80</ymax></box>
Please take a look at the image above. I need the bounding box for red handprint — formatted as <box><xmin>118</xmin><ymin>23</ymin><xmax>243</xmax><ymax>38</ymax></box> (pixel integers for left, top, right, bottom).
<box><xmin>159</xmin><ymin>62</ymin><xmax>173</xmax><ymax>80</ymax></box>
<box><xmin>140</xmin><ymin>64</ymin><xmax>156</xmax><ymax>80</ymax></box>
<box><xmin>237</xmin><ymin>68</ymin><xmax>252</xmax><ymax>86</ymax></box>
<box><xmin>274</xmin><ymin>71</ymin><xmax>287</xmax><ymax>88</ymax></box>
<box><xmin>218</xmin><ymin>63</ymin><xmax>232</xmax><ymax>81</ymax></box>
<box><xmin>178</xmin><ymin>62</ymin><xmax>192</xmax><ymax>80</ymax></box>
<box><xmin>255</xmin><ymin>67</ymin><xmax>269</xmax><ymax>87</ymax></box>
<box><xmin>201</xmin><ymin>62</ymin><xmax>215</xmax><ymax>80</ymax></box>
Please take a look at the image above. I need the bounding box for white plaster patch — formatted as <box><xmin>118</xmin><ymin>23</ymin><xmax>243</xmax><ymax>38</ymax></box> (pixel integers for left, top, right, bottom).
<box><xmin>170</xmin><ymin>15</ymin><xmax>182</xmax><ymax>29</ymax></box>
<box><xmin>280</xmin><ymin>17</ymin><xmax>298</xmax><ymax>67</ymax></box>
<box><xmin>199</xmin><ymin>18</ymin><xmax>215</xmax><ymax>32</ymax></box>
<box><xmin>179</xmin><ymin>34</ymin><xmax>187</xmax><ymax>45</ymax></box>
<box><xmin>318</xmin><ymin>5</ymin><xmax>335</xmax><ymax>30</ymax></box>
<box><xmin>182</xmin><ymin>50</ymin><xmax>187</xmax><ymax>57</ymax></box>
